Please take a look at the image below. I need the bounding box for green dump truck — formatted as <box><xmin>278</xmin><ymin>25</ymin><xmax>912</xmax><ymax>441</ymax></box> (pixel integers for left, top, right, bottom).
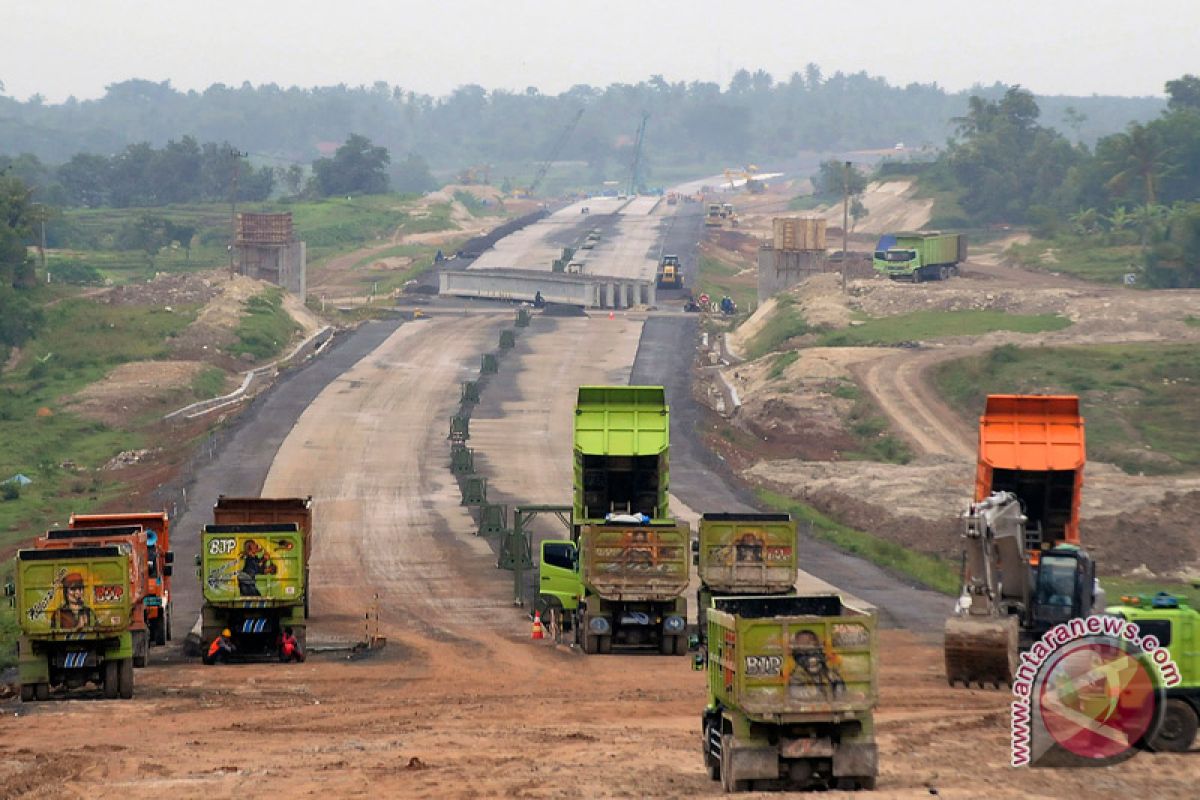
<box><xmin>198</xmin><ymin>522</ymin><xmax>306</xmax><ymax>660</ymax></box>
<box><xmin>872</xmin><ymin>232</ymin><xmax>967</xmax><ymax>282</ymax></box>
<box><xmin>700</xmin><ymin>595</ymin><xmax>878</xmax><ymax>792</ymax></box>
<box><xmin>538</xmin><ymin>385</ymin><xmax>691</xmax><ymax>655</ymax></box>
<box><xmin>696</xmin><ymin>513</ymin><xmax>798</xmax><ymax>644</ymax></box>
<box><xmin>9</xmin><ymin>545</ymin><xmax>136</xmax><ymax>701</ymax></box>
<box><xmin>1106</xmin><ymin>592</ymin><xmax>1200</xmax><ymax>752</ymax></box>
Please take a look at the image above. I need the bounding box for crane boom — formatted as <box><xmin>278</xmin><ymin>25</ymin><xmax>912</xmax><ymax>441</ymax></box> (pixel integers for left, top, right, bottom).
<box><xmin>527</xmin><ymin>108</ymin><xmax>584</xmax><ymax>196</ymax></box>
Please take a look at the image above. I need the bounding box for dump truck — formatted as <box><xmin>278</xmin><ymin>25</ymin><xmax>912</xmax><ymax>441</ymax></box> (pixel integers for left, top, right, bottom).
<box><xmin>706</xmin><ymin>203</ymin><xmax>724</xmax><ymax>227</ymax></box>
<box><xmin>1107</xmin><ymin>592</ymin><xmax>1200</xmax><ymax>752</ymax></box>
<box><xmin>695</xmin><ymin>513</ymin><xmax>798</xmax><ymax>644</ymax></box>
<box><xmin>872</xmin><ymin>231</ymin><xmax>966</xmax><ymax>282</ymax></box>
<box><xmin>38</xmin><ymin>525</ymin><xmax>153</xmax><ymax>667</ymax></box>
<box><xmin>197</xmin><ymin>522</ymin><xmax>306</xmax><ymax>660</ymax></box>
<box><xmin>656</xmin><ymin>254</ymin><xmax>684</xmax><ymax>289</ymax></box>
<box><xmin>70</xmin><ymin>511</ymin><xmax>174</xmax><ymax>645</ymax></box>
<box><xmin>538</xmin><ymin>386</ymin><xmax>691</xmax><ymax>655</ymax></box>
<box><xmin>213</xmin><ymin>496</ymin><xmax>313</xmax><ymax>617</ymax></box>
<box><xmin>944</xmin><ymin>395</ymin><xmax>1104</xmax><ymax>687</ymax></box>
<box><xmin>699</xmin><ymin>594</ymin><xmax>878</xmax><ymax>792</ymax></box>
<box><xmin>8</xmin><ymin>545</ymin><xmax>136</xmax><ymax>701</ymax></box>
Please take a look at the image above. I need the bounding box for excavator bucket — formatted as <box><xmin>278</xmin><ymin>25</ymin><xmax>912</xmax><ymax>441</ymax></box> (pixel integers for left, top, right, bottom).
<box><xmin>944</xmin><ymin>615</ymin><xmax>1019</xmax><ymax>688</ymax></box>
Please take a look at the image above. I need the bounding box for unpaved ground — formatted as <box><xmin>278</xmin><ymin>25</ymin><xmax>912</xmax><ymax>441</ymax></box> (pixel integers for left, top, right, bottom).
<box><xmin>65</xmin><ymin>360</ymin><xmax>219</xmax><ymax>426</ymax></box>
<box><xmin>706</xmin><ymin>219</ymin><xmax>1200</xmax><ymax>579</ymax></box>
<box><xmin>4</xmin><ymin>298</ymin><xmax>1197</xmax><ymax>797</ymax></box>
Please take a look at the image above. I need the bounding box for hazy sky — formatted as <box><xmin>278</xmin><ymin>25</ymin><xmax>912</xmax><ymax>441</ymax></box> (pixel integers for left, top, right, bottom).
<box><xmin>2</xmin><ymin>1</ymin><xmax>1194</xmax><ymax>102</ymax></box>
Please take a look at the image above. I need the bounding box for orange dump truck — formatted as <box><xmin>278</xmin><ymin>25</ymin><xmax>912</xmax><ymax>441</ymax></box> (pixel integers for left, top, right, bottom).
<box><xmin>38</xmin><ymin>525</ymin><xmax>152</xmax><ymax>667</ymax></box>
<box><xmin>973</xmin><ymin>394</ymin><xmax>1084</xmax><ymax>557</ymax></box>
<box><xmin>69</xmin><ymin>512</ymin><xmax>174</xmax><ymax>645</ymax></box>
<box><xmin>213</xmin><ymin>496</ymin><xmax>313</xmax><ymax>617</ymax></box>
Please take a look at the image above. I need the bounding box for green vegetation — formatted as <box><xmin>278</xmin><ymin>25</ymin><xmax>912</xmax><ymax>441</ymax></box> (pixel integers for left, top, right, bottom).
<box><xmin>191</xmin><ymin>366</ymin><xmax>227</xmax><ymax>400</ymax></box>
<box><xmin>845</xmin><ymin>401</ymin><xmax>913</xmax><ymax>464</ymax></box>
<box><xmin>453</xmin><ymin>190</ymin><xmax>501</xmax><ymax>217</ymax></box>
<box><xmin>934</xmin><ymin>342</ymin><xmax>1200</xmax><ymax>474</ymax></box>
<box><xmin>818</xmin><ymin>310</ymin><xmax>1071</xmax><ymax>346</ymax></box>
<box><xmin>0</xmin><ymin>604</ymin><xmax>17</xmax><ymax>669</ymax></box>
<box><xmin>758</xmin><ymin>489</ymin><xmax>958</xmax><ymax>595</ymax></box>
<box><xmin>697</xmin><ymin>253</ymin><xmax>756</xmax><ymax>316</ymax></box>
<box><xmin>1101</xmin><ymin>577</ymin><xmax>1200</xmax><ymax>610</ymax></box>
<box><xmin>1187</xmin><ymin>315</ymin><xmax>1200</xmax><ymax>327</ymax></box>
<box><xmin>766</xmin><ymin>351</ymin><xmax>799</xmax><ymax>380</ymax></box>
<box><xmin>744</xmin><ymin>298</ymin><xmax>810</xmax><ymax>359</ymax></box>
<box><xmin>231</xmin><ymin>289</ymin><xmax>300</xmax><ymax>361</ymax></box>
<box><xmin>1005</xmin><ymin>237</ymin><xmax>1143</xmax><ymax>283</ymax></box>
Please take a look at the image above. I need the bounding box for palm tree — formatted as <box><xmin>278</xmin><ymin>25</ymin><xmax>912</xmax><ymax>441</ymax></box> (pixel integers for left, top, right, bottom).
<box><xmin>1069</xmin><ymin>207</ymin><xmax>1101</xmax><ymax>236</ymax></box>
<box><xmin>1104</xmin><ymin>123</ymin><xmax>1173</xmax><ymax>205</ymax></box>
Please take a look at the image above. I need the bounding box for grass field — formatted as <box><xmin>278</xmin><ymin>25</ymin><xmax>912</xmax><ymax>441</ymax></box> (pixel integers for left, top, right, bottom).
<box><xmin>819</xmin><ymin>310</ymin><xmax>1071</xmax><ymax>346</ymax></box>
<box><xmin>934</xmin><ymin>342</ymin><xmax>1200</xmax><ymax>474</ymax></box>
<box><xmin>697</xmin><ymin>252</ymin><xmax>757</xmax><ymax>316</ymax></box>
<box><xmin>757</xmin><ymin>489</ymin><xmax>959</xmax><ymax>595</ymax></box>
<box><xmin>1006</xmin><ymin>236</ymin><xmax>1143</xmax><ymax>284</ymax></box>
<box><xmin>0</xmin><ymin>294</ymin><xmax>202</xmax><ymax>553</ymax></box>
<box><xmin>231</xmin><ymin>288</ymin><xmax>300</xmax><ymax>361</ymax></box>
<box><xmin>744</xmin><ymin>296</ymin><xmax>808</xmax><ymax>358</ymax></box>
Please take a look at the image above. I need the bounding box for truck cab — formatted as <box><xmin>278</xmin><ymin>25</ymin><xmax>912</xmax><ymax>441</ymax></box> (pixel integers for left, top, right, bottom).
<box><xmin>1107</xmin><ymin>592</ymin><xmax>1200</xmax><ymax>752</ymax></box>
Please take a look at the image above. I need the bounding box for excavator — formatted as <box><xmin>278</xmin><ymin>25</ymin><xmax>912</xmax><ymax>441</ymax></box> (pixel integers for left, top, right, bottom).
<box><xmin>944</xmin><ymin>395</ymin><xmax>1105</xmax><ymax>687</ymax></box>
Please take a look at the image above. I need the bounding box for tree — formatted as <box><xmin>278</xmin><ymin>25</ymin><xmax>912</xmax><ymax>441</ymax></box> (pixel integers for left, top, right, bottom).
<box><xmin>392</xmin><ymin>152</ymin><xmax>437</xmax><ymax>194</ymax></box>
<box><xmin>1166</xmin><ymin>75</ymin><xmax>1200</xmax><ymax>112</ymax></box>
<box><xmin>116</xmin><ymin>214</ymin><xmax>170</xmax><ymax>266</ymax></box>
<box><xmin>812</xmin><ymin>160</ymin><xmax>867</xmax><ymax>199</ymax></box>
<box><xmin>281</xmin><ymin>164</ymin><xmax>305</xmax><ymax>197</ymax></box>
<box><xmin>311</xmin><ymin>134</ymin><xmax>390</xmax><ymax>197</ymax></box>
<box><xmin>0</xmin><ymin>176</ymin><xmax>37</xmax><ymax>288</ymax></box>
<box><xmin>58</xmin><ymin>153</ymin><xmax>111</xmax><ymax>207</ymax></box>
<box><xmin>1103</xmin><ymin>122</ymin><xmax>1172</xmax><ymax>204</ymax></box>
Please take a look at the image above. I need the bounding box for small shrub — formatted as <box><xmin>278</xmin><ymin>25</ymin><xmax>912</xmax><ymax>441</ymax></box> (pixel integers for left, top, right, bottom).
<box><xmin>1</xmin><ymin>483</ymin><xmax>20</xmax><ymax>502</ymax></box>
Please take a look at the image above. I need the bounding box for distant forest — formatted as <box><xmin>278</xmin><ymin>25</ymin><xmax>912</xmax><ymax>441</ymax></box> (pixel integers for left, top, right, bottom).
<box><xmin>0</xmin><ymin>66</ymin><xmax>1164</xmax><ymax>179</ymax></box>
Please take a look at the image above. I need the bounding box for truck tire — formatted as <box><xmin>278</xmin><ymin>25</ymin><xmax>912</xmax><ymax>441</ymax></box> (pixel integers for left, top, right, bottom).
<box><xmin>1148</xmin><ymin>699</ymin><xmax>1199</xmax><ymax>752</ymax></box>
<box><xmin>34</xmin><ymin>683</ymin><xmax>49</xmax><ymax>701</ymax></box>
<box><xmin>720</xmin><ymin>733</ymin><xmax>749</xmax><ymax>793</ymax></box>
<box><xmin>703</xmin><ymin>722</ymin><xmax>721</xmax><ymax>781</ymax></box>
<box><xmin>674</xmin><ymin>634</ymin><xmax>688</xmax><ymax>656</ymax></box>
<box><xmin>118</xmin><ymin>658</ymin><xmax>134</xmax><ymax>699</ymax></box>
<box><xmin>660</xmin><ymin>635</ymin><xmax>675</xmax><ymax>655</ymax></box>
<box><xmin>582</xmin><ymin>634</ymin><xmax>599</xmax><ymax>654</ymax></box>
<box><xmin>133</xmin><ymin>630</ymin><xmax>148</xmax><ymax>667</ymax></box>
<box><xmin>19</xmin><ymin>684</ymin><xmax>34</xmax><ymax>702</ymax></box>
<box><xmin>151</xmin><ymin>615</ymin><xmax>166</xmax><ymax>646</ymax></box>
<box><xmin>103</xmin><ymin>659</ymin><xmax>119</xmax><ymax>699</ymax></box>
<box><xmin>165</xmin><ymin>604</ymin><xmax>172</xmax><ymax>641</ymax></box>
<box><xmin>939</xmin><ymin>266</ymin><xmax>951</xmax><ymax>281</ymax></box>
<box><xmin>598</xmin><ymin>635</ymin><xmax>612</xmax><ymax>655</ymax></box>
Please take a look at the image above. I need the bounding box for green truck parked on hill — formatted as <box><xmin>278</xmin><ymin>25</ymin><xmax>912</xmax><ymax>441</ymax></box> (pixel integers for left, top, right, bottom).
<box><xmin>700</xmin><ymin>595</ymin><xmax>879</xmax><ymax>792</ymax></box>
<box><xmin>695</xmin><ymin>513</ymin><xmax>797</xmax><ymax>644</ymax></box>
<box><xmin>873</xmin><ymin>231</ymin><xmax>967</xmax><ymax>282</ymax></box>
<box><xmin>197</xmin><ymin>522</ymin><xmax>306</xmax><ymax>660</ymax></box>
<box><xmin>1107</xmin><ymin>592</ymin><xmax>1200</xmax><ymax>752</ymax></box>
<box><xmin>8</xmin><ymin>545</ymin><xmax>136</xmax><ymax>701</ymax></box>
<box><xmin>538</xmin><ymin>386</ymin><xmax>691</xmax><ymax>655</ymax></box>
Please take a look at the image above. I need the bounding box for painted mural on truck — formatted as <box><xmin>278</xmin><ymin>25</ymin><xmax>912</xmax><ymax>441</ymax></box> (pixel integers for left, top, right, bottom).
<box><xmin>202</xmin><ymin>533</ymin><xmax>303</xmax><ymax>602</ymax></box>
<box><xmin>18</xmin><ymin>557</ymin><xmax>132</xmax><ymax>636</ymax></box>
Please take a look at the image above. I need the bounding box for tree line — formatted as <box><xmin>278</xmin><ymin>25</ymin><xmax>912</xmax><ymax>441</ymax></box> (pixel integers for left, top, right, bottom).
<box><xmin>0</xmin><ymin>68</ymin><xmax>1163</xmax><ymax>183</ymax></box>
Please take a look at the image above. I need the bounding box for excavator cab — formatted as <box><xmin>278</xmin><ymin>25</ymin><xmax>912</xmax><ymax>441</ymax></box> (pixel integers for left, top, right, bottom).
<box><xmin>1027</xmin><ymin>544</ymin><xmax>1101</xmax><ymax>643</ymax></box>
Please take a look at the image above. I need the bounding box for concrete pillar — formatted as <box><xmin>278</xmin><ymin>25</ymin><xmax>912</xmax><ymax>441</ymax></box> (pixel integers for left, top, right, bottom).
<box><xmin>646</xmin><ymin>281</ymin><xmax>657</xmax><ymax>307</ymax></box>
<box><xmin>620</xmin><ymin>283</ymin><xmax>630</xmax><ymax>309</ymax></box>
<box><xmin>605</xmin><ymin>283</ymin><xmax>615</xmax><ymax>308</ymax></box>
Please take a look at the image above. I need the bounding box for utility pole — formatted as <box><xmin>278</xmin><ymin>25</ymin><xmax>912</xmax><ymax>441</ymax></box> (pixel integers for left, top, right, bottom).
<box><xmin>841</xmin><ymin>161</ymin><xmax>851</xmax><ymax>292</ymax></box>
<box><xmin>228</xmin><ymin>149</ymin><xmax>246</xmax><ymax>276</ymax></box>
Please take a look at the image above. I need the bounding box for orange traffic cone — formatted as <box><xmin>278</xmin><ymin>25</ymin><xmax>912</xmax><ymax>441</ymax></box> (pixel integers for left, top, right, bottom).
<box><xmin>531</xmin><ymin>611</ymin><xmax>545</xmax><ymax>640</ymax></box>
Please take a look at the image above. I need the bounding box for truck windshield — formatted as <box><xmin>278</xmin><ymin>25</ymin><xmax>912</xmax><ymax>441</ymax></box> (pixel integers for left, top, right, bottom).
<box><xmin>1036</xmin><ymin>556</ymin><xmax>1078</xmax><ymax>608</ymax></box>
<box><xmin>880</xmin><ymin>250</ymin><xmax>916</xmax><ymax>262</ymax></box>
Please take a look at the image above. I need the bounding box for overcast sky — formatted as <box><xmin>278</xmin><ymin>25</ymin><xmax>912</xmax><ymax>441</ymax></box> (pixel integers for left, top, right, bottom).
<box><xmin>2</xmin><ymin>1</ymin><xmax>1194</xmax><ymax>103</ymax></box>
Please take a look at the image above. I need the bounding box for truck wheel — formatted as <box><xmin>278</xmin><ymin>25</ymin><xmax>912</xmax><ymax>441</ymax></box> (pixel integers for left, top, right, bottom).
<box><xmin>151</xmin><ymin>616</ymin><xmax>166</xmax><ymax>647</ymax></box>
<box><xmin>118</xmin><ymin>658</ymin><xmax>134</xmax><ymax>699</ymax></box>
<box><xmin>103</xmin><ymin>660</ymin><xmax>119</xmax><ymax>699</ymax></box>
<box><xmin>598</xmin><ymin>635</ymin><xmax>612</xmax><ymax>655</ymax></box>
<box><xmin>165</xmin><ymin>605</ymin><xmax>172</xmax><ymax>641</ymax></box>
<box><xmin>660</xmin><ymin>635</ymin><xmax>675</xmax><ymax>655</ymax></box>
<box><xmin>703</xmin><ymin>722</ymin><xmax>721</xmax><ymax>781</ymax></box>
<box><xmin>34</xmin><ymin>683</ymin><xmax>49</xmax><ymax>702</ymax></box>
<box><xmin>720</xmin><ymin>733</ymin><xmax>749</xmax><ymax>793</ymax></box>
<box><xmin>674</xmin><ymin>635</ymin><xmax>689</xmax><ymax>656</ymax></box>
<box><xmin>939</xmin><ymin>266</ymin><xmax>951</xmax><ymax>281</ymax></box>
<box><xmin>133</xmin><ymin>630</ymin><xmax>148</xmax><ymax>667</ymax></box>
<box><xmin>911</xmin><ymin>271</ymin><xmax>922</xmax><ymax>284</ymax></box>
<box><xmin>19</xmin><ymin>684</ymin><xmax>34</xmax><ymax>702</ymax></box>
<box><xmin>582</xmin><ymin>634</ymin><xmax>599</xmax><ymax>655</ymax></box>
<box><xmin>1148</xmin><ymin>699</ymin><xmax>1199</xmax><ymax>752</ymax></box>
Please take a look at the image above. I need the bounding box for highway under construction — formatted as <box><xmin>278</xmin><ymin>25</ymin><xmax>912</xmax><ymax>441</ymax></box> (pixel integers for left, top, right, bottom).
<box><xmin>2</xmin><ymin>189</ymin><xmax>1195</xmax><ymax>798</ymax></box>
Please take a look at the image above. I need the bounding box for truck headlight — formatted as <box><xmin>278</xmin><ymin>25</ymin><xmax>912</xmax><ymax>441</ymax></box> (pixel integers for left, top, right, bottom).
<box><xmin>664</xmin><ymin>615</ymin><xmax>685</xmax><ymax>633</ymax></box>
<box><xmin>589</xmin><ymin>616</ymin><xmax>611</xmax><ymax>635</ymax></box>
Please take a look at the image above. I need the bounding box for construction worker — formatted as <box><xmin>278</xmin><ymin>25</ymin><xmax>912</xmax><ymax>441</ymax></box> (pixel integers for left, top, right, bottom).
<box><xmin>278</xmin><ymin>626</ymin><xmax>305</xmax><ymax>663</ymax></box>
<box><xmin>204</xmin><ymin>628</ymin><xmax>236</xmax><ymax>665</ymax></box>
